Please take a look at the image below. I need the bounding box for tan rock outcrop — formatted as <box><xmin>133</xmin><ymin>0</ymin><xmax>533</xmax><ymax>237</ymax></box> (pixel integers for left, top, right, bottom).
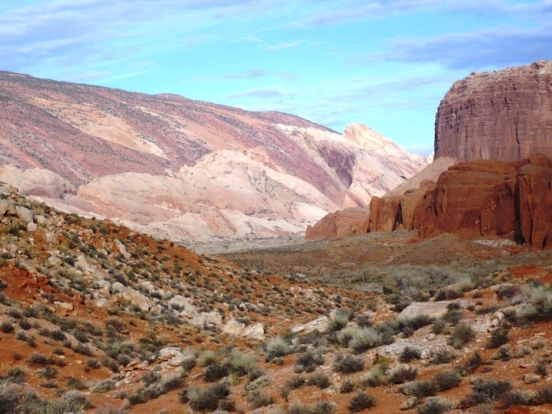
<box><xmin>305</xmin><ymin>208</ymin><xmax>369</xmax><ymax>240</ymax></box>
<box><xmin>435</xmin><ymin>61</ymin><xmax>552</xmax><ymax>162</ymax></box>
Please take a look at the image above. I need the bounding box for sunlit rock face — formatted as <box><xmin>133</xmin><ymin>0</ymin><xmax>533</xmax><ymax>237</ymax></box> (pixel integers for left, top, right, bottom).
<box><xmin>0</xmin><ymin>72</ymin><xmax>427</xmax><ymax>242</ymax></box>
<box><xmin>435</xmin><ymin>61</ymin><xmax>552</xmax><ymax>162</ymax></box>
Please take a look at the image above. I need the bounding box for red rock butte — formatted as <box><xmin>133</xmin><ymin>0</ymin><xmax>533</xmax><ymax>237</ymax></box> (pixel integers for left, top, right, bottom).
<box><xmin>435</xmin><ymin>60</ymin><xmax>552</xmax><ymax>161</ymax></box>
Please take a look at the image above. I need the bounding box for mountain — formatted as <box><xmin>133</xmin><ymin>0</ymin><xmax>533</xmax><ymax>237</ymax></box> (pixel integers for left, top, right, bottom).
<box><xmin>0</xmin><ymin>72</ymin><xmax>426</xmax><ymax>243</ymax></box>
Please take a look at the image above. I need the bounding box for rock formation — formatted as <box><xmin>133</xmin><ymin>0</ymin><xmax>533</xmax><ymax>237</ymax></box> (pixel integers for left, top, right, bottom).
<box><xmin>412</xmin><ymin>156</ymin><xmax>552</xmax><ymax>249</ymax></box>
<box><xmin>0</xmin><ymin>72</ymin><xmax>427</xmax><ymax>243</ymax></box>
<box><xmin>435</xmin><ymin>60</ymin><xmax>552</xmax><ymax>162</ymax></box>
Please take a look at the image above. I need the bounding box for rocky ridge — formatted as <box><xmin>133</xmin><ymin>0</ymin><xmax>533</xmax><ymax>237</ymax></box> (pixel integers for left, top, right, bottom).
<box><xmin>0</xmin><ymin>71</ymin><xmax>427</xmax><ymax>243</ymax></box>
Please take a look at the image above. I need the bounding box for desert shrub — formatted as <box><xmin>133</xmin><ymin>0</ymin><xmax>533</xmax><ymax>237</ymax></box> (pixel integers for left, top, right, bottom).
<box><xmin>534</xmin><ymin>359</ymin><xmax>548</xmax><ymax>376</ymax></box>
<box><xmin>286</xmin><ymin>375</ymin><xmax>306</xmax><ymax>390</ymax></box>
<box><xmin>197</xmin><ymin>350</ymin><xmax>218</xmax><ymax>367</ymax></box>
<box><xmin>86</xmin><ymin>358</ymin><xmax>100</xmax><ymax>369</ymax></box>
<box><xmin>295</xmin><ymin>351</ymin><xmax>324</xmax><ymax>373</ymax></box>
<box><xmin>417</xmin><ymin>397</ymin><xmax>455</xmax><ymax>414</ymax></box>
<box><xmin>348</xmin><ymin>392</ymin><xmax>376</xmax><ymax>412</ymax></box>
<box><xmin>349</xmin><ymin>328</ymin><xmax>383</xmax><ymax>353</ymax></box>
<box><xmin>141</xmin><ymin>371</ymin><xmax>161</xmax><ymax>385</ymax></box>
<box><xmin>461</xmin><ymin>378</ymin><xmax>512</xmax><ymax>408</ymax></box>
<box><xmin>0</xmin><ymin>322</ymin><xmax>13</xmax><ymax>334</ymax></box>
<box><xmin>334</xmin><ymin>354</ymin><xmax>364</xmax><ymax>374</ymax></box>
<box><xmin>463</xmin><ymin>351</ymin><xmax>483</xmax><ymax>373</ymax></box>
<box><xmin>340</xmin><ymin>380</ymin><xmax>355</xmax><ymax>393</ymax></box>
<box><xmin>264</xmin><ymin>336</ymin><xmax>291</xmax><ymax>362</ymax></box>
<box><xmin>204</xmin><ymin>363</ymin><xmax>229</xmax><ymax>382</ymax></box>
<box><xmin>66</xmin><ymin>376</ymin><xmax>88</xmax><ymax>390</ymax></box>
<box><xmin>38</xmin><ymin>367</ymin><xmax>58</xmax><ymax>379</ymax></box>
<box><xmin>442</xmin><ymin>309</ymin><xmax>463</xmax><ymax>325</ymax></box>
<box><xmin>399</xmin><ymin>346</ymin><xmax>421</xmax><ymax>363</ymax></box>
<box><xmin>402</xmin><ymin>380</ymin><xmax>436</xmax><ymax>398</ymax></box>
<box><xmin>388</xmin><ymin>366</ymin><xmax>417</xmax><ymax>384</ymax></box>
<box><xmin>362</xmin><ymin>364</ymin><xmax>387</xmax><ymax>388</ymax></box>
<box><xmin>247</xmin><ymin>390</ymin><xmax>274</xmax><ymax>409</ymax></box>
<box><xmin>187</xmin><ymin>386</ymin><xmax>220</xmax><ymax>411</ymax></box>
<box><xmin>4</xmin><ymin>367</ymin><xmax>26</xmax><ymax>384</ymax></box>
<box><xmin>28</xmin><ymin>353</ymin><xmax>55</xmax><ymax>366</ymax></box>
<box><xmin>228</xmin><ymin>348</ymin><xmax>257</xmax><ymax>376</ymax></box>
<box><xmin>355</xmin><ymin>314</ymin><xmax>372</xmax><ymax>328</ymax></box>
<box><xmin>288</xmin><ymin>403</ymin><xmax>311</xmax><ymax>414</ymax></box>
<box><xmin>434</xmin><ymin>288</ymin><xmax>463</xmax><ymax>301</ymax></box>
<box><xmin>308</xmin><ymin>373</ymin><xmax>331</xmax><ymax>389</ymax></box>
<box><xmin>496</xmin><ymin>284</ymin><xmax>520</xmax><ymax>300</ymax></box>
<box><xmin>432</xmin><ymin>319</ymin><xmax>446</xmax><ymax>334</ymax></box>
<box><xmin>518</xmin><ymin>284</ymin><xmax>552</xmax><ymax>321</ymax></box>
<box><xmin>433</xmin><ymin>370</ymin><xmax>461</xmax><ymax>391</ymax></box>
<box><xmin>449</xmin><ymin>323</ymin><xmax>475</xmax><ymax>349</ymax></box>
<box><xmin>494</xmin><ymin>344</ymin><xmax>512</xmax><ymax>361</ymax></box>
<box><xmin>427</xmin><ymin>347</ymin><xmax>453</xmax><ymax>365</ymax></box>
<box><xmin>218</xmin><ymin>399</ymin><xmax>236</xmax><ymax>411</ymax></box>
<box><xmin>487</xmin><ymin>326</ymin><xmax>509</xmax><ymax>348</ymax></box>
<box><xmin>327</xmin><ymin>309</ymin><xmax>350</xmax><ymax>332</ymax></box>
<box><xmin>312</xmin><ymin>402</ymin><xmax>336</xmax><ymax>414</ymax></box>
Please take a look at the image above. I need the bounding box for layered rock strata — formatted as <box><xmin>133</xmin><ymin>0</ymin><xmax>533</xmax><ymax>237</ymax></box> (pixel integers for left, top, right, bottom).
<box><xmin>435</xmin><ymin>60</ymin><xmax>552</xmax><ymax>161</ymax></box>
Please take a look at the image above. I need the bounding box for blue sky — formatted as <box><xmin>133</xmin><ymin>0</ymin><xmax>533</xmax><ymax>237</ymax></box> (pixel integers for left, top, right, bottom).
<box><xmin>1</xmin><ymin>1</ymin><xmax>551</xmax><ymax>155</ymax></box>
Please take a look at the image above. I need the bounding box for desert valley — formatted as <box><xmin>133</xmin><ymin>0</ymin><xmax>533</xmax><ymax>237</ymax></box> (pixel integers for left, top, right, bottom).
<box><xmin>0</xmin><ymin>60</ymin><xmax>552</xmax><ymax>414</ymax></box>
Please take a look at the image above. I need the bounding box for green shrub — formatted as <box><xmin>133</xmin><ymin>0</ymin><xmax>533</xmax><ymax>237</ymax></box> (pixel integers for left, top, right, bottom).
<box><xmin>449</xmin><ymin>323</ymin><xmax>475</xmax><ymax>349</ymax></box>
<box><xmin>295</xmin><ymin>351</ymin><xmax>324</xmax><ymax>373</ymax></box>
<box><xmin>401</xmin><ymin>380</ymin><xmax>436</xmax><ymax>398</ymax></box>
<box><xmin>428</xmin><ymin>347</ymin><xmax>453</xmax><ymax>365</ymax></box>
<box><xmin>462</xmin><ymin>351</ymin><xmax>483</xmax><ymax>373</ymax></box>
<box><xmin>308</xmin><ymin>373</ymin><xmax>331</xmax><ymax>389</ymax></box>
<box><xmin>187</xmin><ymin>387</ymin><xmax>219</xmax><ymax>411</ymax></box>
<box><xmin>417</xmin><ymin>397</ymin><xmax>455</xmax><ymax>414</ymax></box>
<box><xmin>286</xmin><ymin>375</ymin><xmax>306</xmax><ymax>390</ymax></box>
<box><xmin>0</xmin><ymin>322</ymin><xmax>14</xmax><ymax>334</ymax></box>
<box><xmin>203</xmin><ymin>363</ymin><xmax>229</xmax><ymax>382</ymax></box>
<box><xmin>340</xmin><ymin>380</ymin><xmax>355</xmax><ymax>393</ymax></box>
<box><xmin>460</xmin><ymin>378</ymin><xmax>512</xmax><ymax>408</ymax></box>
<box><xmin>487</xmin><ymin>326</ymin><xmax>509</xmax><ymax>348</ymax></box>
<box><xmin>399</xmin><ymin>346</ymin><xmax>421</xmax><ymax>363</ymax></box>
<box><xmin>362</xmin><ymin>364</ymin><xmax>387</xmax><ymax>388</ymax></box>
<box><xmin>349</xmin><ymin>328</ymin><xmax>383</xmax><ymax>353</ymax></box>
<box><xmin>388</xmin><ymin>366</ymin><xmax>417</xmax><ymax>384</ymax></box>
<box><xmin>334</xmin><ymin>355</ymin><xmax>364</xmax><ymax>374</ymax></box>
<box><xmin>312</xmin><ymin>402</ymin><xmax>336</xmax><ymax>414</ymax></box>
<box><xmin>433</xmin><ymin>370</ymin><xmax>461</xmax><ymax>391</ymax></box>
<box><xmin>28</xmin><ymin>353</ymin><xmax>55</xmax><ymax>366</ymax></box>
<box><xmin>348</xmin><ymin>392</ymin><xmax>376</xmax><ymax>412</ymax></box>
<box><xmin>228</xmin><ymin>348</ymin><xmax>257</xmax><ymax>376</ymax></box>
<box><xmin>247</xmin><ymin>390</ymin><xmax>274</xmax><ymax>409</ymax></box>
<box><xmin>264</xmin><ymin>336</ymin><xmax>291</xmax><ymax>362</ymax></box>
<box><xmin>327</xmin><ymin>310</ymin><xmax>350</xmax><ymax>332</ymax></box>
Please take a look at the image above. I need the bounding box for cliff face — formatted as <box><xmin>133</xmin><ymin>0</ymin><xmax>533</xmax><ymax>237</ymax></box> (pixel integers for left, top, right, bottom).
<box><xmin>435</xmin><ymin>60</ymin><xmax>552</xmax><ymax>162</ymax></box>
<box><xmin>411</xmin><ymin>156</ymin><xmax>552</xmax><ymax>249</ymax></box>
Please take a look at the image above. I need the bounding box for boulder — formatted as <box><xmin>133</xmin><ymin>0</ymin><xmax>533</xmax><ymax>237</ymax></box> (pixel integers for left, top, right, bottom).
<box><xmin>0</xmin><ymin>200</ymin><xmax>16</xmax><ymax>216</ymax></box>
<box><xmin>15</xmin><ymin>206</ymin><xmax>34</xmax><ymax>224</ymax></box>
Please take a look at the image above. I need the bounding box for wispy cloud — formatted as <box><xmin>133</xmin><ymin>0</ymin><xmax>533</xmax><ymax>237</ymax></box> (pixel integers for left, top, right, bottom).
<box><xmin>381</xmin><ymin>24</ymin><xmax>552</xmax><ymax>69</ymax></box>
<box><xmin>227</xmin><ymin>86</ymin><xmax>294</xmax><ymax>99</ymax></box>
<box><xmin>264</xmin><ymin>41</ymin><xmax>301</xmax><ymax>52</ymax></box>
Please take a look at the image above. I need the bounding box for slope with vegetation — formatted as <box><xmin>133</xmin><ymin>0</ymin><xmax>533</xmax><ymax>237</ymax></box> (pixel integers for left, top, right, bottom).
<box><xmin>1</xmin><ymin>182</ymin><xmax>552</xmax><ymax>413</ymax></box>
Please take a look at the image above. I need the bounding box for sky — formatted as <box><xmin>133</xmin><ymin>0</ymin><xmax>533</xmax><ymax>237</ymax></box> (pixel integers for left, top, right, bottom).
<box><xmin>1</xmin><ymin>1</ymin><xmax>551</xmax><ymax>155</ymax></box>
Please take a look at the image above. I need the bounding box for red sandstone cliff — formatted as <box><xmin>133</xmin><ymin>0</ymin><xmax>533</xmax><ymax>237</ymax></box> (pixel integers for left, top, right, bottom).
<box><xmin>411</xmin><ymin>156</ymin><xmax>552</xmax><ymax>249</ymax></box>
<box><xmin>435</xmin><ymin>60</ymin><xmax>552</xmax><ymax>162</ymax></box>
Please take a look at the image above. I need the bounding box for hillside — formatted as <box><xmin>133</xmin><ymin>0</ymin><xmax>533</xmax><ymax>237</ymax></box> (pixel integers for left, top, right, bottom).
<box><xmin>0</xmin><ymin>72</ymin><xmax>426</xmax><ymax>244</ymax></box>
<box><xmin>2</xmin><ymin>179</ymin><xmax>552</xmax><ymax>413</ymax></box>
